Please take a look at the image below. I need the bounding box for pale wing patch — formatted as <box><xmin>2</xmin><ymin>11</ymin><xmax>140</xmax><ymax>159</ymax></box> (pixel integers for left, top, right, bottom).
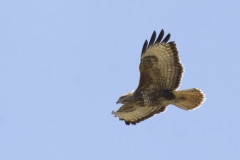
<box><xmin>140</xmin><ymin>43</ymin><xmax>183</xmax><ymax>90</ymax></box>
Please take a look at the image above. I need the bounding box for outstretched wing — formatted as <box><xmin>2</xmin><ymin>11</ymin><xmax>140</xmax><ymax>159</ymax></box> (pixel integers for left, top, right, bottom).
<box><xmin>137</xmin><ymin>30</ymin><xmax>183</xmax><ymax>91</ymax></box>
<box><xmin>112</xmin><ymin>105</ymin><xmax>167</xmax><ymax>125</ymax></box>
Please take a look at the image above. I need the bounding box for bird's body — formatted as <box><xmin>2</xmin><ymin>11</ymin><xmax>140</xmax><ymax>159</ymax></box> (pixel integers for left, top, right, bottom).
<box><xmin>112</xmin><ymin>30</ymin><xmax>205</xmax><ymax>125</ymax></box>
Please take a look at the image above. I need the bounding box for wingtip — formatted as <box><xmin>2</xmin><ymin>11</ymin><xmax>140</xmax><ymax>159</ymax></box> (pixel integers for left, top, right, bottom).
<box><xmin>155</xmin><ymin>29</ymin><xmax>165</xmax><ymax>44</ymax></box>
<box><xmin>148</xmin><ymin>31</ymin><xmax>157</xmax><ymax>47</ymax></box>
<box><xmin>141</xmin><ymin>40</ymin><xmax>148</xmax><ymax>55</ymax></box>
<box><xmin>162</xmin><ymin>33</ymin><xmax>171</xmax><ymax>44</ymax></box>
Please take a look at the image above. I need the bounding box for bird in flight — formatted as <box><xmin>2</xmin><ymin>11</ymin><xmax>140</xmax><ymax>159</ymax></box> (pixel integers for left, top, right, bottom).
<box><xmin>112</xmin><ymin>29</ymin><xmax>205</xmax><ymax>125</ymax></box>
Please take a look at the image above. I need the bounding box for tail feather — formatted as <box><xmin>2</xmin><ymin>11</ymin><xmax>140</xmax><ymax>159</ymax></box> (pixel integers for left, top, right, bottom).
<box><xmin>172</xmin><ymin>88</ymin><xmax>205</xmax><ymax>110</ymax></box>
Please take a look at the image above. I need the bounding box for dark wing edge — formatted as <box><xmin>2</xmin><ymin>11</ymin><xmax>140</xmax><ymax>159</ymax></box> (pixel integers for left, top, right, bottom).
<box><xmin>166</xmin><ymin>42</ymin><xmax>183</xmax><ymax>90</ymax></box>
<box><xmin>112</xmin><ymin>105</ymin><xmax>167</xmax><ymax>125</ymax></box>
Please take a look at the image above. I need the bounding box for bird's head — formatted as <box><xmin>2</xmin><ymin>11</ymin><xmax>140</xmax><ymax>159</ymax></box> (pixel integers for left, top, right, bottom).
<box><xmin>116</xmin><ymin>91</ymin><xmax>135</xmax><ymax>105</ymax></box>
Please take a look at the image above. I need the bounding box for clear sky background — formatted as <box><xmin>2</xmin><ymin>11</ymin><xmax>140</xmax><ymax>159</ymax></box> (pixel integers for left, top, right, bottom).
<box><xmin>1</xmin><ymin>0</ymin><xmax>240</xmax><ymax>160</ymax></box>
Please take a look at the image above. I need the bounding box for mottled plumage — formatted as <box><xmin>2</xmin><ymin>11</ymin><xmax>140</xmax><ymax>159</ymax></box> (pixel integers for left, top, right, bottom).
<box><xmin>112</xmin><ymin>29</ymin><xmax>205</xmax><ymax>125</ymax></box>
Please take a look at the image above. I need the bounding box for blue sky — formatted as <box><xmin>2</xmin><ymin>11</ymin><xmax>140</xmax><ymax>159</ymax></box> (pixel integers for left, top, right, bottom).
<box><xmin>1</xmin><ymin>0</ymin><xmax>240</xmax><ymax>159</ymax></box>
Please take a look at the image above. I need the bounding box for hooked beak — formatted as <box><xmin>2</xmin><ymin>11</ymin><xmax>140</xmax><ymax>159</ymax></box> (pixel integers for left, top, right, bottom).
<box><xmin>116</xmin><ymin>99</ymin><xmax>120</xmax><ymax>104</ymax></box>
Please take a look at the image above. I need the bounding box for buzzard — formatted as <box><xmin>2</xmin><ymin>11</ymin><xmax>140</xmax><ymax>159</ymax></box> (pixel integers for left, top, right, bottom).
<box><xmin>112</xmin><ymin>29</ymin><xmax>205</xmax><ymax>125</ymax></box>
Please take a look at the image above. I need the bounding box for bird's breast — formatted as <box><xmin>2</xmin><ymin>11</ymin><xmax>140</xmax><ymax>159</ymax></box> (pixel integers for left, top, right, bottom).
<box><xmin>135</xmin><ymin>90</ymin><xmax>175</xmax><ymax>106</ymax></box>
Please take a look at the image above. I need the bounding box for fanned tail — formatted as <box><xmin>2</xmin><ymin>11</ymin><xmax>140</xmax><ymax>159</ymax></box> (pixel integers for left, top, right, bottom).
<box><xmin>172</xmin><ymin>88</ymin><xmax>205</xmax><ymax>110</ymax></box>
